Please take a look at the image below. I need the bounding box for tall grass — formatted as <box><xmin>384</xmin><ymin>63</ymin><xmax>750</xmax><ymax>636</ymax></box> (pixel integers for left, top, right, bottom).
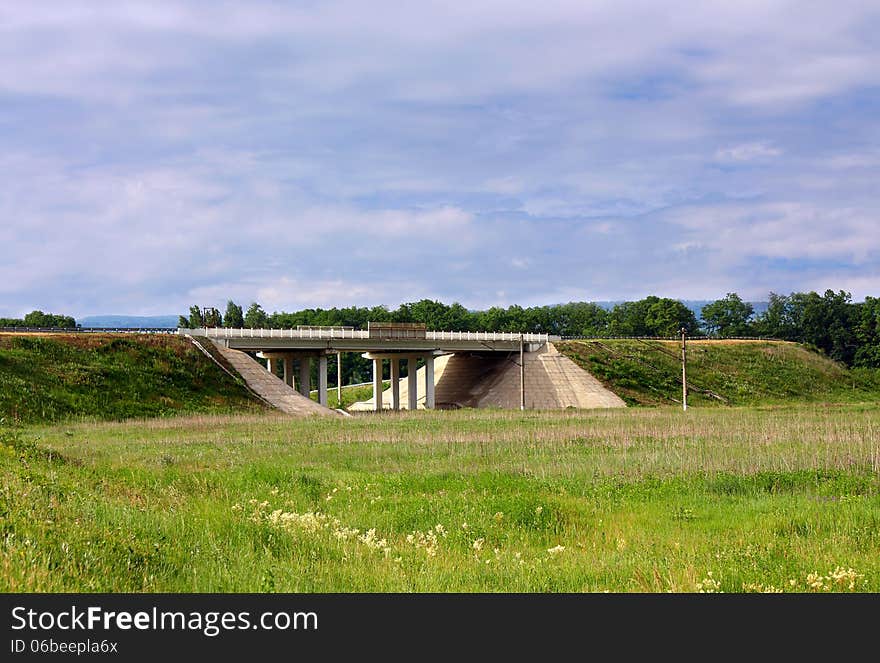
<box><xmin>2</xmin><ymin>405</ymin><xmax>878</xmax><ymax>592</ymax></box>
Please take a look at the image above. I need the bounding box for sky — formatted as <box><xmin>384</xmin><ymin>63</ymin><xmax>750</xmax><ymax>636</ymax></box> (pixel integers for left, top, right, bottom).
<box><xmin>2</xmin><ymin>1</ymin><xmax>879</xmax><ymax>318</ymax></box>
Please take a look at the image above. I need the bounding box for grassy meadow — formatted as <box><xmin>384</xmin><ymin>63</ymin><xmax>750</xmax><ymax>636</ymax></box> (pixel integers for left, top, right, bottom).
<box><xmin>3</xmin><ymin>404</ymin><xmax>879</xmax><ymax>593</ymax></box>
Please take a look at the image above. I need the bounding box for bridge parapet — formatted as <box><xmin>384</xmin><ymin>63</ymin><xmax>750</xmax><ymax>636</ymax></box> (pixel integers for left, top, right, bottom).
<box><xmin>368</xmin><ymin>321</ymin><xmax>426</xmax><ymax>340</ymax></box>
<box><xmin>182</xmin><ymin>327</ymin><xmax>551</xmax><ymax>344</ymax></box>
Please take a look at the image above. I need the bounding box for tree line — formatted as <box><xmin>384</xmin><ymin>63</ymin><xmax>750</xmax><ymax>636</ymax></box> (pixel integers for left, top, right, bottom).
<box><xmin>0</xmin><ymin>310</ymin><xmax>77</xmax><ymax>328</ymax></box>
<box><xmin>180</xmin><ymin>290</ymin><xmax>880</xmax><ymax>368</ymax></box>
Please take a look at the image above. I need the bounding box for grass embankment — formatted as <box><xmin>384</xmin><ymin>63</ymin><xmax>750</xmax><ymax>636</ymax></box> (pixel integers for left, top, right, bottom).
<box><xmin>558</xmin><ymin>339</ymin><xmax>880</xmax><ymax>407</ymax></box>
<box><xmin>0</xmin><ymin>334</ymin><xmax>264</xmax><ymax>423</ymax></box>
<box><xmin>3</xmin><ymin>406</ymin><xmax>878</xmax><ymax>592</ymax></box>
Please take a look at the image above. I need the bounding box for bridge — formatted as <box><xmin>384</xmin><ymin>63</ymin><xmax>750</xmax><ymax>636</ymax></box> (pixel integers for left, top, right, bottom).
<box><xmin>182</xmin><ymin>324</ymin><xmax>553</xmax><ymax>412</ymax></box>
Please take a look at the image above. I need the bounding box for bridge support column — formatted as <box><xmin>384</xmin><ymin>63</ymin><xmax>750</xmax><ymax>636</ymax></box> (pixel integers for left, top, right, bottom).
<box><xmin>390</xmin><ymin>357</ymin><xmax>400</xmax><ymax>410</ymax></box>
<box><xmin>283</xmin><ymin>355</ymin><xmax>295</xmax><ymax>388</ymax></box>
<box><xmin>266</xmin><ymin>358</ymin><xmax>276</xmax><ymax>376</ymax></box>
<box><xmin>318</xmin><ymin>355</ymin><xmax>328</xmax><ymax>407</ymax></box>
<box><xmin>299</xmin><ymin>357</ymin><xmax>311</xmax><ymax>398</ymax></box>
<box><xmin>425</xmin><ymin>354</ymin><xmax>435</xmax><ymax>409</ymax></box>
<box><xmin>373</xmin><ymin>358</ymin><xmax>383</xmax><ymax>412</ymax></box>
<box><xmin>407</xmin><ymin>356</ymin><xmax>418</xmax><ymax>410</ymax></box>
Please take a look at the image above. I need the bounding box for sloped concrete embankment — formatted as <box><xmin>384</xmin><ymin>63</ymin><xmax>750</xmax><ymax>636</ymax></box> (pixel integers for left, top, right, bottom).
<box><xmin>206</xmin><ymin>341</ymin><xmax>338</xmax><ymax>416</ymax></box>
<box><xmin>351</xmin><ymin>343</ymin><xmax>626</xmax><ymax>410</ymax></box>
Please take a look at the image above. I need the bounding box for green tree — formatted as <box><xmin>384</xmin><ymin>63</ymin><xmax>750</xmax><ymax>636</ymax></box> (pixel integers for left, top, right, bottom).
<box><xmin>554</xmin><ymin>302</ymin><xmax>607</xmax><ymax>336</ymax></box>
<box><xmin>700</xmin><ymin>293</ymin><xmax>755</xmax><ymax>336</ymax></box>
<box><xmin>645</xmin><ymin>297</ymin><xmax>698</xmax><ymax>336</ymax></box>
<box><xmin>753</xmin><ymin>292</ymin><xmax>797</xmax><ymax>339</ymax></box>
<box><xmin>474</xmin><ymin>306</ymin><xmax>508</xmax><ymax>332</ymax></box>
<box><xmin>392</xmin><ymin>299</ymin><xmax>476</xmax><ymax>331</ymax></box>
<box><xmin>799</xmin><ymin>290</ymin><xmax>857</xmax><ymax>364</ymax></box>
<box><xmin>244</xmin><ymin>302</ymin><xmax>268</xmax><ymax>329</ymax></box>
<box><xmin>757</xmin><ymin>291</ymin><xmax>858</xmax><ymax>364</ymax></box>
<box><xmin>203</xmin><ymin>307</ymin><xmax>222</xmax><ymax>328</ymax></box>
<box><xmin>177</xmin><ymin>315</ymin><xmax>190</xmax><ymax>329</ymax></box>
<box><xmin>23</xmin><ymin>310</ymin><xmax>76</xmax><ymax>328</ymax></box>
<box><xmin>608</xmin><ymin>297</ymin><xmax>697</xmax><ymax>337</ymax></box>
<box><xmin>223</xmin><ymin>301</ymin><xmax>244</xmax><ymax>328</ymax></box>
<box><xmin>188</xmin><ymin>305</ymin><xmax>204</xmax><ymax>329</ymax></box>
<box><xmin>854</xmin><ymin>297</ymin><xmax>880</xmax><ymax>367</ymax></box>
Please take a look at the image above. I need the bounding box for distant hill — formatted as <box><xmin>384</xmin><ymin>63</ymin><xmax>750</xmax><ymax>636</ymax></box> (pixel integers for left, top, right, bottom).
<box><xmin>79</xmin><ymin>315</ymin><xmax>179</xmax><ymax>329</ymax></box>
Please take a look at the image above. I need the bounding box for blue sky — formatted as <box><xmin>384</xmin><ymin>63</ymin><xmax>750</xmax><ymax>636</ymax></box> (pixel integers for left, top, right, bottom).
<box><xmin>2</xmin><ymin>1</ymin><xmax>879</xmax><ymax>317</ymax></box>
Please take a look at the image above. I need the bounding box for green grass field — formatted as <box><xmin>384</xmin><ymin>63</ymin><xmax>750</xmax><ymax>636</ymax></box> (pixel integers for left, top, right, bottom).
<box><xmin>3</xmin><ymin>405</ymin><xmax>878</xmax><ymax>592</ymax></box>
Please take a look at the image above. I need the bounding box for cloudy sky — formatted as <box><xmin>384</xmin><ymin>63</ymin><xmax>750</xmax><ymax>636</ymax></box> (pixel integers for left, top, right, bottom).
<box><xmin>2</xmin><ymin>1</ymin><xmax>879</xmax><ymax>317</ymax></box>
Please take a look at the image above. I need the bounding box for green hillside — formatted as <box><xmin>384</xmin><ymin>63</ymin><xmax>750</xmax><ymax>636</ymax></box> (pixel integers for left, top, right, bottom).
<box><xmin>558</xmin><ymin>339</ymin><xmax>880</xmax><ymax>407</ymax></box>
<box><xmin>0</xmin><ymin>333</ymin><xmax>264</xmax><ymax>423</ymax></box>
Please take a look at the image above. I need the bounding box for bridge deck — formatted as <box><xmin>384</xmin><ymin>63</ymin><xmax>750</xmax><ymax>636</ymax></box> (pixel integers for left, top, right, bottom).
<box><xmin>183</xmin><ymin>328</ymin><xmax>553</xmax><ymax>353</ymax></box>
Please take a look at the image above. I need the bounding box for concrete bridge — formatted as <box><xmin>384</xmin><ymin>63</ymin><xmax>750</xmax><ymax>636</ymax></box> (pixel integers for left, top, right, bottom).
<box><xmin>182</xmin><ymin>325</ymin><xmax>553</xmax><ymax>412</ymax></box>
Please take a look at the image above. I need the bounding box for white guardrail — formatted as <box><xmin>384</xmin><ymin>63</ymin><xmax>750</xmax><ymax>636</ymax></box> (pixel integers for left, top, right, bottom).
<box><xmin>186</xmin><ymin>328</ymin><xmax>550</xmax><ymax>343</ymax></box>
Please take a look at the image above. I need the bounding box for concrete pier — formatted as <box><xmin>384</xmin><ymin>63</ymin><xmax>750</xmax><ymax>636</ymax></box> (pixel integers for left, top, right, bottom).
<box><xmin>318</xmin><ymin>355</ymin><xmax>328</xmax><ymax>407</ymax></box>
<box><xmin>299</xmin><ymin>356</ymin><xmax>311</xmax><ymax>398</ymax></box>
<box><xmin>390</xmin><ymin>357</ymin><xmax>401</xmax><ymax>410</ymax></box>
<box><xmin>283</xmin><ymin>355</ymin><xmax>294</xmax><ymax>388</ymax></box>
<box><xmin>407</xmin><ymin>356</ymin><xmax>418</xmax><ymax>410</ymax></box>
<box><xmin>373</xmin><ymin>357</ymin><xmax>383</xmax><ymax>412</ymax></box>
<box><xmin>425</xmin><ymin>354</ymin><xmax>435</xmax><ymax>409</ymax></box>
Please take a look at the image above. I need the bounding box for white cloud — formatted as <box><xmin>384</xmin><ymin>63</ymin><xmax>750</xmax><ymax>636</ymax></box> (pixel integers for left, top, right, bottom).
<box><xmin>826</xmin><ymin>152</ymin><xmax>880</xmax><ymax>170</ymax></box>
<box><xmin>714</xmin><ymin>142</ymin><xmax>782</xmax><ymax>163</ymax></box>
<box><xmin>665</xmin><ymin>201</ymin><xmax>880</xmax><ymax>263</ymax></box>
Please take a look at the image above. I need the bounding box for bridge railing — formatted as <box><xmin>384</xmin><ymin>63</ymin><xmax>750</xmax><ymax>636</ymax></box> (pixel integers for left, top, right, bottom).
<box><xmin>184</xmin><ymin>328</ymin><xmax>550</xmax><ymax>343</ymax></box>
<box><xmin>191</xmin><ymin>327</ymin><xmax>371</xmax><ymax>339</ymax></box>
<box><xmin>426</xmin><ymin>331</ymin><xmax>549</xmax><ymax>343</ymax></box>
<box><xmin>1</xmin><ymin>326</ymin><xmax>176</xmax><ymax>334</ymax></box>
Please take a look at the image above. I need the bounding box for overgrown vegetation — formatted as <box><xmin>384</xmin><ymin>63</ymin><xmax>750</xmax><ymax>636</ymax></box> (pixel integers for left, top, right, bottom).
<box><xmin>558</xmin><ymin>339</ymin><xmax>880</xmax><ymax>406</ymax></box>
<box><xmin>0</xmin><ymin>334</ymin><xmax>263</xmax><ymax>423</ymax></box>
<box><xmin>2</xmin><ymin>406</ymin><xmax>878</xmax><ymax>592</ymax></box>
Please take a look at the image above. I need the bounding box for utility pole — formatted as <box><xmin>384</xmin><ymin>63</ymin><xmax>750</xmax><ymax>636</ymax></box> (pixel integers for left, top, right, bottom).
<box><xmin>520</xmin><ymin>333</ymin><xmax>525</xmax><ymax>411</ymax></box>
<box><xmin>337</xmin><ymin>352</ymin><xmax>342</xmax><ymax>404</ymax></box>
<box><xmin>681</xmin><ymin>326</ymin><xmax>688</xmax><ymax>412</ymax></box>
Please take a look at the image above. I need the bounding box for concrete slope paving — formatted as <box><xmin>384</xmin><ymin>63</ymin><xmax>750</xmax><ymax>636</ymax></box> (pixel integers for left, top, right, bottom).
<box><xmin>209</xmin><ymin>342</ymin><xmax>338</xmax><ymax>417</ymax></box>
<box><xmin>476</xmin><ymin>343</ymin><xmax>626</xmax><ymax>409</ymax></box>
<box><xmin>350</xmin><ymin>343</ymin><xmax>625</xmax><ymax>411</ymax></box>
